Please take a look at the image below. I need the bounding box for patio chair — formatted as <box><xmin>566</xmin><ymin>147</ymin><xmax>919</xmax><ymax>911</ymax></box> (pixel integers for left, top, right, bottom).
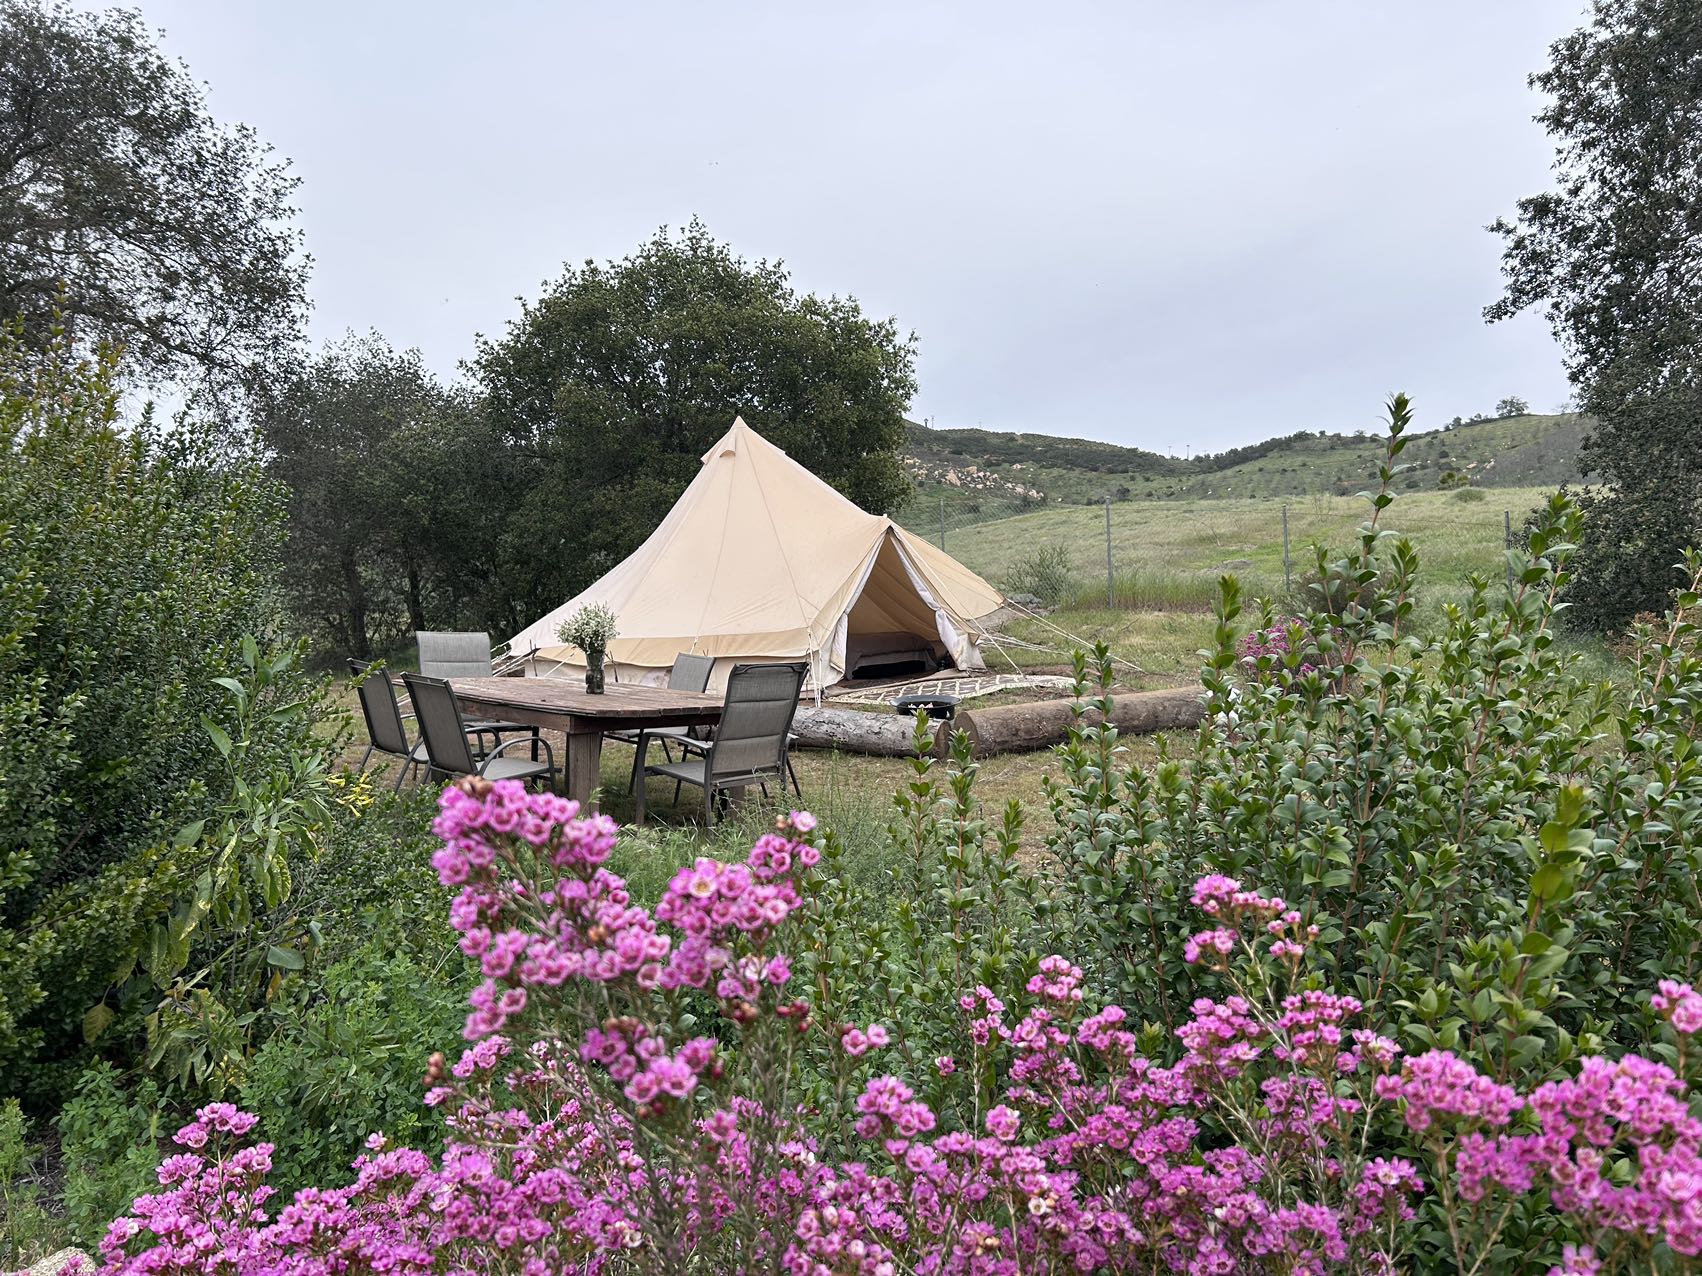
<box><xmin>349</xmin><ymin>659</ymin><xmax>432</xmax><ymax>791</ymax></box>
<box><xmin>349</xmin><ymin>660</ymin><xmax>507</xmax><ymax>790</ymax></box>
<box><xmin>402</xmin><ymin>673</ymin><xmax>560</xmax><ymax>790</ymax></box>
<box><xmin>607</xmin><ymin>652</ymin><xmax>715</xmax><ymax>792</ymax></box>
<box><xmin>635</xmin><ymin>662</ymin><xmax>806</xmax><ymax>825</ymax></box>
<box><xmin>415</xmin><ymin>630</ymin><xmax>535</xmax><ymax>755</ymax></box>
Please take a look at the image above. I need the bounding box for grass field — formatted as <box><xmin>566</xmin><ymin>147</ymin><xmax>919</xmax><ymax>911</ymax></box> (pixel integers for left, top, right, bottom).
<box><xmin>949</xmin><ymin>484</ymin><xmax>1546</xmax><ymax>593</ymax></box>
<box><xmin>931</xmin><ymin>485</ymin><xmax>1558</xmax><ymax>683</ymax></box>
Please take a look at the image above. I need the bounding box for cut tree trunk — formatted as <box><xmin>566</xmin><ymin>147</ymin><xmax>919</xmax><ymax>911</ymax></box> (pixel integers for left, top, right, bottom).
<box><xmin>791</xmin><ymin>706</ymin><xmax>931</xmax><ymax>757</ymax></box>
<box><xmin>937</xmin><ymin>688</ymin><xmax>1204</xmax><ymax>758</ymax></box>
<box><xmin>790</xmin><ymin>689</ymin><xmax>1204</xmax><ymax>759</ymax></box>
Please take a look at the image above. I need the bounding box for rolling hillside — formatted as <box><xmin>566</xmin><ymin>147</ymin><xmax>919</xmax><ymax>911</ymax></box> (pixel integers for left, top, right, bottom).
<box><xmin>902</xmin><ymin>412</ymin><xmax>1588</xmax><ymax>520</ymax></box>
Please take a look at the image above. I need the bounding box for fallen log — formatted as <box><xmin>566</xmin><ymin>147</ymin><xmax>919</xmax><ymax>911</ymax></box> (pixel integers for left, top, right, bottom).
<box><xmin>791</xmin><ymin>706</ymin><xmax>926</xmax><ymax>756</ymax></box>
<box><xmin>937</xmin><ymin>687</ymin><xmax>1204</xmax><ymax>758</ymax></box>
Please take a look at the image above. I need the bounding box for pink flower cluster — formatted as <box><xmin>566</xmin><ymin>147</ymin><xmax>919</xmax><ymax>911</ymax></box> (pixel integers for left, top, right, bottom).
<box><xmin>1237</xmin><ymin>619</ymin><xmax>1325</xmax><ymax>677</ymax></box>
<box><xmin>86</xmin><ymin>803</ymin><xmax>1702</xmax><ymax>1276</ymax></box>
<box><xmin>1652</xmin><ymin>978</ymin><xmax>1702</xmax><ymax>1034</ymax></box>
<box><xmin>1374</xmin><ymin>1049</ymin><xmax>1524</xmax><ymax>1132</ymax></box>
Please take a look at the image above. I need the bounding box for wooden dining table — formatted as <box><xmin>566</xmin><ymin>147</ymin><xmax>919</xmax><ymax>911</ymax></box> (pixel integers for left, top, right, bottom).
<box><xmin>448</xmin><ymin>677</ymin><xmax>724</xmax><ymax>809</ymax></box>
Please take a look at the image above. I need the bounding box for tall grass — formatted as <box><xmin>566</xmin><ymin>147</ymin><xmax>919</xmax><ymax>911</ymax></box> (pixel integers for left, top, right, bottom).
<box><xmin>1062</xmin><ymin>570</ymin><xmax>1219</xmax><ymax>613</ymax></box>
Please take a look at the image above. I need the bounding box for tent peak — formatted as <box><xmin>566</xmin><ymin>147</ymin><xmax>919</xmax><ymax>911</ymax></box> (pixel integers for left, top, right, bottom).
<box><xmin>703</xmin><ymin>415</ymin><xmax>789</xmax><ymax>464</ymax></box>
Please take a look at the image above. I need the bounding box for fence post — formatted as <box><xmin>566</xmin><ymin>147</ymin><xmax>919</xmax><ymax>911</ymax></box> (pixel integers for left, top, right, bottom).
<box><xmin>1282</xmin><ymin>504</ymin><xmax>1292</xmax><ymax>596</ymax></box>
<box><xmin>1104</xmin><ymin>496</ymin><xmax>1114</xmax><ymax>609</ymax></box>
<box><xmin>939</xmin><ymin>492</ymin><xmax>946</xmax><ymax>550</ymax></box>
<box><xmin>1505</xmin><ymin>509</ymin><xmax>1514</xmax><ymax>592</ymax></box>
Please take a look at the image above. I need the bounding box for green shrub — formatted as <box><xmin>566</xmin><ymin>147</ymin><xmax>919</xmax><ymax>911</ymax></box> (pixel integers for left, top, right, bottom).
<box><xmin>1002</xmin><ymin>543</ymin><xmax>1076</xmax><ymax>604</ymax></box>
<box><xmin>55</xmin><ymin>1063</ymin><xmax>172</xmax><ymax>1248</ymax></box>
<box><xmin>239</xmin><ymin>945</ymin><xmax>466</xmax><ymax>1195</ymax></box>
<box><xmin>296</xmin><ymin>786</ymin><xmax>453</xmax><ymax>964</ymax></box>
<box><xmin>0</xmin><ymin>328</ymin><xmax>341</xmax><ymax>1103</ymax></box>
<box><xmin>1041</xmin><ymin>398</ymin><xmax>1701</xmax><ymax>1090</ymax></box>
<box><xmin>1452</xmin><ymin>484</ymin><xmax>1488</xmax><ymax>503</ymax></box>
<box><xmin>802</xmin><ymin>718</ymin><xmax>1040</xmax><ymax>1124</ymax></box>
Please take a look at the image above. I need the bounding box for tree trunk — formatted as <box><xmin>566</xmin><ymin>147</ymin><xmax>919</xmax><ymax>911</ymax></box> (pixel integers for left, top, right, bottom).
<box><xmin>937</xmin><ymin>688</ymin><xmax>1204</xmax><ymax>758</ymax></box>
<box><xmin>341</xmin><ymin>547</ymin><xmax>370</xmax><ymax>659</ymax></box>
<box><xmin>405</xmin><ymin>562</ymin><xmax>428</xmax><ymax>633</ymax></box>
<box><xmin>791</xmin><ymin>707</ymin><xmax>930</xmax><ymax>756</ymax></box>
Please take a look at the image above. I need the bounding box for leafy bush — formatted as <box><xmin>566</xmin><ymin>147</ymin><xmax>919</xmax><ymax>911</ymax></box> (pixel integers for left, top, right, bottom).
<box><xmin>0</xmin><ymin>330</ymin><xmax>341</xmax><ymax>1102</ymax></box>
<box><xmin>54</xmin><ymin>1063</ymin><xmax>172</xmax><ymax>1248</ymax></box>
<box><xmin>1002</xmin><ymin>542</ymin><xmax>1077</xmax><ymax>604</ymax></box>
<box><xmin>1452</xmin><ymin>485</ymin><xmax>1488</xmax><ymax>503</ymax></box>
<box><xmin>1039</xmin><ymin>400</ymin><xmax>1702</xmax><ymax>1263</ymax></box>
<box><xmin>239</xmin><ymin>945</ymin><xmax>466</xmax><ymax>1196</ymax></box>
<box><xmin>294</xmin><ymin>786</ymin><xmax>454</xmax><ymax>965</ymax></box>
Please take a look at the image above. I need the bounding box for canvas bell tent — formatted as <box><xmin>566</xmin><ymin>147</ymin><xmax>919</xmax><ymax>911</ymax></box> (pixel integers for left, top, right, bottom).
<box><xmin>508</xmin><ymin>417</ymin><xmax>1006</xmax><ymax>691</ymax></box>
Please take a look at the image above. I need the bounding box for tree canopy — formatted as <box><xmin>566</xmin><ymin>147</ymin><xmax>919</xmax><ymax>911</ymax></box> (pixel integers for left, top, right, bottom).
<box><xmin>472</xmin><ymin>222</ymin><xmax>917</xmax><ymax>627</ymax></box>
<box><xmin>1487</xmin><ymin>0</ymin><xmax>1702</xmax><ymax>628</ymax></box>
<box><xmin>0</xmin><ymin>1</ymin><xmax>308</xmax><ymax>401</ymax></box>
<box><xmin>258</xmin><ymin>334</ymin><xmax>505</xmax><ymax>658</ymax></box>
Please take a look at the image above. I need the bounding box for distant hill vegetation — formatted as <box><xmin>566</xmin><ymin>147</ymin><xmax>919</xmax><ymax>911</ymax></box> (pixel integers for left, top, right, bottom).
<box><xmin>903</xmin><ymin>412</ymin><xmax>1588</xmax><ymax>513</ymax></box>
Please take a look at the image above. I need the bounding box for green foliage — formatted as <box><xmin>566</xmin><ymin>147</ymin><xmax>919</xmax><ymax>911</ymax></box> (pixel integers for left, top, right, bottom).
<box><xmin>239</xmin><ymin>945</ymin><xmax>466</xmax><ymax>1197</ymax></box>
<box><xmin>137</xmin><ymin>639</ymin><xmax>343</xmax><ymax>1097</ymax></box>
<box><xmin>1001</xmin><ymin>543</ymin><xmax>1077</xmax><ymax>604</ymax></box>
<box><xmin>258</xmin><ymin>332</ymin><xmax>503</xmax><ymax>658</ymax></box>
<box><xmin>0</xmin><ymin>1097</ymin><xmax>63</xmax><ymax>1266</ymax></box>
<box><xmin>1488</xmin><ymin>0</ymin><xmax>1702</xmax><ymax>629</ymax></box>
<box><xmin>0</xmin><ymin>1</ymin><xmax>307</xmax><ymax>400</ymax></box>
<box><xmin>295</xmin><ymin>786</ymin><xmax>457</xmax><ymax>965</ymax></box>
<box><xmin>1040</xmin><ymin>398</ymin><xmax>1702</xmax><ymax>1100</ymax></box>
<box><xmin>472</xmin><ymin>221</ymin><xmax>918</xmax><ymax>629</ymax></box>
<box><xmin>55</xmin><ymin>1063</ymin><xmax>171</xmax><ymax>1249</ymax></box>
<box><xmin>0</xmin><ymin>328</ymin><xmax>324</xmax><ymax>1099</ymax></box>
<box><xmin>805</xmin><ymin>717</ymin><xmax>1039</xmax><ymax>1123</ymax></box>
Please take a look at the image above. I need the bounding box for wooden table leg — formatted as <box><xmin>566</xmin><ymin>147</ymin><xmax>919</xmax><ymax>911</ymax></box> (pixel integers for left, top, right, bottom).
<box><xmin>566</xmin><ymin>731</ymin><xmax>603</xmax><ymax>810</ymax></box>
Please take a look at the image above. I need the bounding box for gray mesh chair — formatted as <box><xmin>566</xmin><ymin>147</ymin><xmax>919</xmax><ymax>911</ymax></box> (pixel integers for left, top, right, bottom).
<box><xmin>635</xmin><ymin>662</ymin><xmax>806</xmax><ymax>825</ymax></box>
<box><xmin>352</xmin><ymin>660</ymin><xmax>509</xmax><ymax>790</ymax></box>
<box><xmin>350</xmin><ymin>659</ymin><xmax>431</xmax><ymax>791</ymax></box>
<box><xmin>415</xmin><ymin>630</ymin><xmax>535</xmax><ymax>754</ymax></box>
<box><xmin>402</xmin><ymin>673</ymin><xmax>559</xmax><ymax>789</ymax></box>
<box><xmin>608</xmin><ymin>652</ymin><xmax>715</xmax><ymax>791</ymax></box>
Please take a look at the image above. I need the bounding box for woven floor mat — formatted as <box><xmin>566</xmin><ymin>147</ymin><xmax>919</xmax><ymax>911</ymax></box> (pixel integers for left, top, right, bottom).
<box><xmin>825</xmin><ymin>671</ymin><xmax>1076</xmax><ymax>707</ymax></box>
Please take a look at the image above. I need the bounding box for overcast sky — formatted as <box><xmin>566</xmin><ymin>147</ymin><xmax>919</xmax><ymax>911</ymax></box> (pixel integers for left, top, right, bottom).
<box><xmin>122</xmin><ymin>1</ymin><xmax>1585</xmax><ymax>452</ymax></box>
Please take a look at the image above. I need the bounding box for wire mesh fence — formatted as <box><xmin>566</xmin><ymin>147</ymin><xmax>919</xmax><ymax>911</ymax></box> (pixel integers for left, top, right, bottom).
<box><xmin>891</xmin><ymin>483</ymin><xmax>1540</xmax><ymax>685</ymax></box>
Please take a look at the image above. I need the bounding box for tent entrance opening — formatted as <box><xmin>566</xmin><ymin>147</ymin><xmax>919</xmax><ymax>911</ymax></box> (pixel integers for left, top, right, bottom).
<box><xmin>843</xmin><ymin>536</ymin><xmax>948</xmax><ymax>680</ymax></box>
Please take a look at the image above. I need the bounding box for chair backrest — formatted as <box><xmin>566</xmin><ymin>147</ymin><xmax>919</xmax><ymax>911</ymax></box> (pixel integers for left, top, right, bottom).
<box><xmin>350</xmin><ymin>659</ymin><xmax>412</xmax><ymax>757</ymax></box>
<box><xmin>401</xmin><ymin>673</ymin><xmax>478</xmax><ymax>777</ymax></box>
<box><xmin>708</xmin><ymin>662</ymin><xmax>807</xmax><ymax>781</ymax></box>
<box><xmin>668</xmin><ymin>652</ymin><xmax>715</xmax><ymax>693</ymax></box>
<box><xmin>417</xmin><ymin>631</ymin><xmax>494</xmax><ymax>680</ymax></box>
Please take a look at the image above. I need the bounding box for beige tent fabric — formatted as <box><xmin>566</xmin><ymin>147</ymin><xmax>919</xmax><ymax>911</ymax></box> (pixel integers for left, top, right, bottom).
<box><xmin>507</xmin><ymin>417</ymin><xmax>1005</xmax><ymax>690</ymax></box>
